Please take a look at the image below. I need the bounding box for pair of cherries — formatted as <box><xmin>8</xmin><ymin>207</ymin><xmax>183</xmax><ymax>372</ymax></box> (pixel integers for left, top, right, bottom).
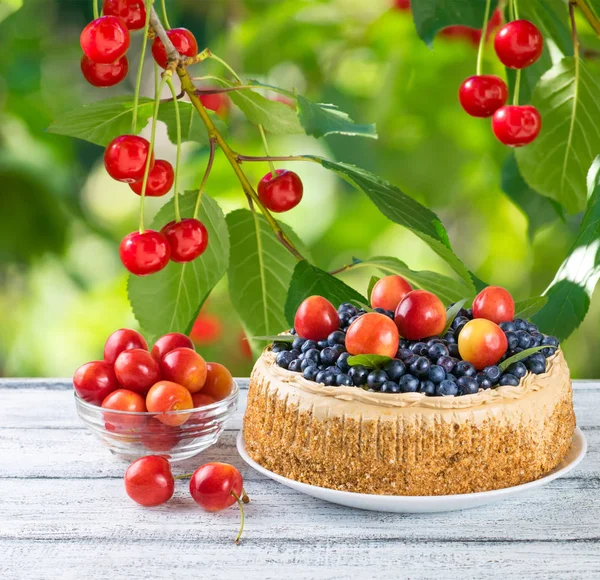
<box><xmin>459</xmin><ymin>19</ymin><xmax>543</xmax><ymax>147</ymax></box>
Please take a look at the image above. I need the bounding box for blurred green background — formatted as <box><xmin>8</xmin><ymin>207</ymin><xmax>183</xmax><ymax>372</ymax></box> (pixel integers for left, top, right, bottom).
<box><xmin>1</xmin><ymin>0</ymin><xmax>598</xmax><ymax>378</ymax></box>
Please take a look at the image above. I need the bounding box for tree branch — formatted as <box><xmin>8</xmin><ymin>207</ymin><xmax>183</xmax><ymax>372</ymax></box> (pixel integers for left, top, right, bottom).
<box><xmin>149</xmin><ymin>6</ymin><xmax>181</xmax><ymax>65</ymax></box>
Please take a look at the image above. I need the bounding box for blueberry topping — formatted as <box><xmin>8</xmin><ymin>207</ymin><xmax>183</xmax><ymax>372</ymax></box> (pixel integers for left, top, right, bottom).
<box><xmin>499</xmin><ymin>373</ymin><xmax>519</xmax><ymax>386</ymax></box>
<box><xmin>452</xmin><ymin>315</ymin><xmax>469</xmax><ymax>330</ymax></box>
<box><xmin>300</xmin><ymin>358</ymin><xmax>315</xmax><ymax>371</ymax></box>
<box><xmin>409</xmin><ymin>342</ymin><xmax>428</xmax><ymax>356</ymax></box>
<box><xmin>327</xmin><ymin>330</ymin><xmax>346</xmax><ymax>346</ymax></box>
<box><xmin>427</xmin><ymin>364</ymin><xmax>446</xmax><ymax>384</ymax></box>
<box><xmin>287</xmin><ymin>359</ymin><xmax>302</xmax><ymax>372</ymax></box>
<box><xmin>303</xmin><ymin>348</ymin><xmax>321</xmax><ymax>365</ymax></box>
<box><xmin>276</xmin><ymin>350</ymin><xmax>296</xmax><ymax>369</ymax></box>
<box><xmin>526</xmin><ymin>357</ymin><xmax>546</xmax><ymax>374</ymax></box>
<box><xmin>301</xmin><ymin>340</ymin><xmax>318</xmax><ymax>353</ymax></box>
<box><xmin>448</xmin><ymin>343</ymin><xmax>460</xmax><ymax>358</ymax></box>
<box><xmin>317</xmin><ymin>339</ymin><xmax>328</xmax><ymax>349</ymax></box>
<box><xmin>515</xmin><ymin>330</ymin><xmax>532</xmax><ymax>349</ymax></box>
<box><xmin>476</xmin><ymin>373</ymin><xmax>492</xmax><ymax>389</ymax></box>
<box><xmin>383</xmin><ymin>359</ymin><xmax>407</xmax><ymax>381</ymax></box>
<box><xmin>336</xmin><ymin>373</ymin><xmax>354</xmax><ymax>387</ymax></box>
<box><xmin>396</xmin><ymin>348</ymin><xmax>413</xmax><ymax>361</ymax></box>
<box><xmin>505</xmin><ymin>331</ymin><xmax>518</xmax><ymax>351</ymax></box>
<box><xmin>367</xmin><ymin>370</ymin><xmax>389</xmax><ymax>390</ymax></box>
<box><xmin>336</xmin><ymin>352</ymin><xmax>351</xmax><ymax>373</ymax></box>
<box><xmin>437</xmin><ymin>379</ymin><xmax>459</xmax><ymax>396</ymax></box>
<box><xmin>315</xmin><ymin>370</ymin><xmax>336</xmax><ymax>386</ymax></box>
<box><xmin>380</xmin><ymin>380</ymin><xmax>401</xmax><ymax>393</ymax></box>
<box><xmin>399</xmin><ymin>374</ymin><xmax>419</xmax><ymax>393</ymax></box>
<box><xmin>454</xmin><ymin>360</ymin><xmax>476</xmax><ymax>378</ymax></box>
<box><xmin>437</xmin><ymin>355</ymin><xmax>457</xmax><ymax>373</ymax></box>
<box><xmin>303</xmin><ymin>365</ymin><xmax>318</xmax><ymax>381</ymax></box>
<box><xmin>419</xmin><ymin>380</ymin><xmax>436</xmax><ymax>396</ymax></box>
<box><xmin>292</xmin><ymin>337</ymin><xmax>306</xmax><ymax>351</ymax></box>
<box><xmin>443</xmin><ymin>332</ymin><xmax>457</xmax><ymax>344</ymax></box>
<box><xmin>348</xmin><ymin>365</ymin><xmax>369</xmax><ymax>387</ymax></box>
<box><xmin>272</xmin><ymin>341</ymin><xmax>291</xmax><ymax>353</ymax></box>
<box><xmin>457</xmin><ymin>376</ymin><xmax>479</xmax><ymax>396</ymax></box>
<box><xmin>483</xmin><ymin>365</ymin><xmax>502</xmax><ymax>385</ymax></box>
<box><xmin>529</xmin><ymin>332</ymin><xmax>543</xmax><ymax>347</ymax></box>
<box><xmin>514</xmin><ymin>319</ymin><xmax>527</xmax><ymax>331</ymax></box>
<box><xmin>541</xmin><ymin>335</ymin><xmax>559</xmax><ymax>356</ymax></box>
<box><xmin>507</xmin><ymin>361</ymin><xmax>527</xmax><ymax>379</ymax></box>
<box><xmin>427</xmin><ymin>342</ymin><xmax>449</xmax><ymax>360</ymax></box>
<box><xmin>410</xmin><ymin>356</ymin><xmax>431</xmax><ymax>377</ymax></box>
<box><xmin>499</xmin><ymin>321</ymin><xmax>516</xmax><ymax>333</ymax></box>
<box><xmin>290</xmin><ymin>328</ymin><xmax>297</xmax><ymax>335</ymax></box>
<box><xmin>320</xmin><ymin>347</ymin><xmax>340</xmax><ymax>366</ymax></box>
<box><xmin>338</xmin><ymin>302</ymin><xmax>358</xmax><ymax>316</ymax></box>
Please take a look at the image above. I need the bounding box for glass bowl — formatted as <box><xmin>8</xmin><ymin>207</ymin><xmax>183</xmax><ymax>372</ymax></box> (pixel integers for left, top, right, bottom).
<box><xmin>74</xmin><ymin>382</ymin><xmax>239</xmax><ymax>462</ymax></box>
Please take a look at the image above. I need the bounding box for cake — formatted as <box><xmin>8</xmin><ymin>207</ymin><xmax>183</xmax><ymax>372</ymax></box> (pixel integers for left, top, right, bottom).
<box><xmin>243</xmin><ymin>289</ymin><xmax>576</xmax><ymax>496</ymax></box>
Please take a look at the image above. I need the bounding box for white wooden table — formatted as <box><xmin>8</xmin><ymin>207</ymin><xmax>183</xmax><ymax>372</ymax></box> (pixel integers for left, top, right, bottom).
<box><xmin>1</xmin><ymin>379</ymin><xmax>599</xmax><ymax>579</ymax></box>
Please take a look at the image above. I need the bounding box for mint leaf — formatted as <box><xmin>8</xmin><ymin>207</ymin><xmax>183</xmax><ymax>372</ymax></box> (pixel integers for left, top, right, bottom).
<box><xmin>347</xmin><ymin>354</ymin><xmax>392</xmax><ymax>369</ymax></box>
<box><xmin>440</xmin><ymin>299</ymin><xmax>468</xmax><ymax>336</ymax></box>
<box><xmin>252</xmin><ymin>334</ymin><xmax>295</xmax><ymax>342</ymax></box>
<box><xmin>514</xmin><ymin>296</ymin><xmax>549</xmax><ymax>320</ymax></box>
<box><xmin>499</xmin><ymin>346</ymin><xmax>548</xmax><ymax>372</ymax></box>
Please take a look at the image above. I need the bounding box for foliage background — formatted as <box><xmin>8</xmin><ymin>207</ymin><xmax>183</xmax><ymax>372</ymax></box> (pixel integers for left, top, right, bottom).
<box><xmin>1</xmin><ymin>0</ymin><xmax>599</xmax><ymax>378</ymax></box>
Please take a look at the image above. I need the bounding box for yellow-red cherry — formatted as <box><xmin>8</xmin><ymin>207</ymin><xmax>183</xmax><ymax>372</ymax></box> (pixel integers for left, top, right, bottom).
<box><xmin>494</xmin><ymin>20</ymin><xmax>543</xmax><ymax>69</ymax></box>
<box><xmin>294</xmin><ymin>296</ymin><xmax>340</xmax><ymax>341</ymax></box>
<box><xmin>104</xmin><ymin>328</ymin><xmax>148</xmax><ymax>364</ymax></box>
<box><xmin>80</xmin><ymin>55</ymin><xmax>128</xmax><ymax>87</ymax></box>
<box><xmin>73</xmin><ymin>360</ymin><xmax>119</xmax><ymax>405</ymax></box>
<box><xmin>201</xmin><ymin>362</ymin><xmax>234</xmax><ymax>402</ymax></box>
<box><xmin>459</xmin><ymin>75</ymin><xmax>508</xmax><ymax>118</ymax></box>
<box><xmin>101</xmin><ymin>388</ymin><xmax>146</xmax><ymax>432</ymax></box>
<box><xmin>458</xmin><ymin>319</ymin><xmax>508</xmax><ymax>370</ymax></box>
<box><xmin>370</xmin><ymin>275</ymin><xmax>413</xmax><ymax>311</ymax></box>
<box><xmin>345</xmin><ymin>312</ymin><xmax>399</xmax><ymax>358</ymax></box>
<box><xmin>257</xmin><ymin>170</ymin><xmax>303</xmax><ymax>213</ymax></box>
<box><xmin>394</xmin><ymin>290</ymin><xmax>446</xmax><ymax>340</ymax></box>
<box><xmin>124</xmin><ymin>456</ymin><xmax>174</xmax><ymax>507</ymax></box>
<box><xmin>80</xmin><ymin>16</ymin><xmax>130</xmax><ymax>64</ymax></box>
<box><xmin>114</xmin><ymin>348</ymin><xmax>161</xmax><ymax>395</ymax></box>
<box><xmin>161</xmin><ymin>218</ymin><xmax>209</xmax><ymax>263</ymax></box>
<box><xmin>129</xmin><ymin>160</ymin><xmax>174</xmax><ymax>197</ymax></box>
<box><xmin>492</xmin><ymin>105</ymin><xmax>541</xmax><ymax>147</ymax></box>
<box><xmin>472</xmin><ymin>286</ymin><xmax>515</xmax><ymax>324</ymax></box>
<box><xmin>104</xmin><ymin>135</ymin><xmax>154</xmax><ymax>183</ymax></box>
<box><xmin>119</xmin><ymin>230</ymin><xmax>171</xmax><ymax>276</ymax></box>
<box><xmin>146</xmin><ymin>380</ymin><xmax>194</xmax><ymax>426</ymax></box>
<box><xmin>151</xmin><ymin>332</ymin><xmax>195</xmax><ymax>362</ymax></box>
<box><xmin>160</xmin><ymin>347</ymin><xmax>208</xmax><ymax>393</ymax></box>
<box><xmin>140</xmin><ymin>418</ymin><xmax>180</xmax><ymax>452</ymax></box>
<box><xmin>103</xmin><ymin>0</ymin><xmax>146</xmax><ymax>31</ymax></box>
<box><xmin>152</xmin><ymin>28</ymin><xmax>198</xmax><ymax>68</ymax></box>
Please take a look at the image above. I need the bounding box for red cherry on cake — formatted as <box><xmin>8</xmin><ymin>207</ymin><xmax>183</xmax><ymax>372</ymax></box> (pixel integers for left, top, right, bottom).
<box><xmin>120</xmin><ymin>230</ymin><xmax>171</xmax><ymax>276</ymax></box>
<box><xmin>104</xmin><ymin>135</ymin><xmax>154</xmax><ymax>183</ymax></box>
<box><xmin>146</xmin><ymin>380</ymin><xmax>194</xmax><ymax>426</ymax></box>
<box><xmin>81</xmin><ymin>55</ymin><xmax>128</xmax><ymax>87</ymax></box>
<box><xmin>151</xmin><ymin>332</ymin><xmax>195</xmax><ymax>361</ymax></box>
<box><xmin>114</xmin><ymin>348</ymin><xmax>161</xmax><ymax>395</ymax></box>
<box><xmin>161</xmin><ymin>218</ymin><xmax>209</xmax><ymax>263</ymax></box>
<box><xmin>129</xmin><ymin>160</ymin><xmax>174</xmax><ymax>197</ymax></box>
<box><xmin>73</xmin><ymin>360</ymin><xmax>119</xmax><ymax>405</ymax></box>
<box><xmin>294</xmin><ymin>296</ymin><xmax>340</xmax><ymax>341</ymax></box>
<box><xmin>459</xmin><ymin>75</ymin><xmax>508</xmax><ymax>118</ymax></box>
<box><xmin>458</xmin><ymin>319</ymin><xmax>508</xmax><ymax>370</ymax></box>
<box><xmin>104</xmin><ymin>328</ymin><xmax>148</xmax><ymax>364</ymax></box>
<box><xmin>394</xmin><ymin>290</ymin><xmax>446</xmax><ymax>340</ymax></box>
<box><xmin>494</xmin><ymin>20</ymin><xmax>543</xmax><ymax>69</ymax></box>
<box><xmin>103</xmin><ymin>0</ymin><xmax>146</xmax><ymax>31</ymax></box>
<box><xmin>160</xmin><ymin>348</ymin><xmax>208</xmax><ymax>393</ymax></box>
<box><xmin>345</xmin><ymin>312</ymin><xmax>399</xmax><ymax>358</ymax></box>
<box><xmin>492</xmin><ymin>105</ymin><xmax>541</xmax><ymax>147</ymax></box>
<box><xmin>124</xmin><ymin>456</ymin><xmax>174</xmax><ymax>507</ymax></box>
<box><xmin>370</xmin><ymin>275</ymin><xmax>413</xmax><ymax>312</ymax></box>
<box><xmin>152</xmin><ymin>28</ymin><xmax>198</xmax><ymax>68</ymax></box>
<box><xmin>80</xmin><ymin>16</ymin><xmax>130</xmax><ymax>64</ymax></box>
<box><xmin>472</xmin><ymin>286</ymin><xmax>515</xmax><ymax>324</ymax></box>
<box><xmin>257</xmin><ymin>170</ymin><xmax>303</xmax><ymax>213</ymax></box>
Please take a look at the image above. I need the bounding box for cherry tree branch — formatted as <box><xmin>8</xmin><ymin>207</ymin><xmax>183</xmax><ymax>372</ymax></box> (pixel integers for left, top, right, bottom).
<box><xmin>149</xmin><ymin>6</ymin><xmax>181</xmax><ymax>65</ymax></box>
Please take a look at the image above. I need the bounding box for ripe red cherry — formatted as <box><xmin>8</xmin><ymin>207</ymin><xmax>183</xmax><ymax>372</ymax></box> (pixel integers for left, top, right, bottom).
<box><xmin>114</xmin><ymin>348</ymin><xmax>161</xmax><ymax>395</ymax></box>
<box><xmin>201</xmin><ymin>362</ymin><xmax>234</xmax><ymax>402</ymax></box>
<box><xmin>120</xmin><ymin>230</ymin><xmax>171</xmax><ymax>276</ymax></box>
<box><xmin>472</xmin><ymin>286</ymin><xmax>515</xmax><ymax>324</ymax></box>
<box><xmin>370</xmin><ymin>275</ymin><xmax>413</xmax><ymax>312</ymax></box>
<box><xmin>394</xmin><ymin>290</ymin><xmax>446</xmax><ymax>340</ymax></box>
<box><xmin>104</xmin><ymin>328</ymin><xmax>148</xmax><ymax>364</ymax></box>
<box><xmin>294</xmin><ymin>296</ymin><xmax>340</xmax><ymax>341</ymax></box>
<box><xmin>494</xmin><ymin>20</ymin><xmax>543</xmax><ymax>69</ymax></box>
<box><xmin>141</xmin><ymin>418</ymin><xmax>180</xmax><ymax>452</ymax></box>
<box><xmin>101</xmin><ymin>388</ymin><xmax>146</xmax><ymax>431</ymax></box>
<box><xmin>80</xmin><ymin>54</ymin><xmax>128</xmax><ymax>87</ymax></box>
<box><xmin>124</xmin><ymin>456</ymin><xmax>174</xmax><ymax>507</ymax></box>
<box><xmin>441</xmin><ymin>9</ymin><xmax>502</xmax><ymax>46</ymax></box>
<box><xmin>129</xmin><ymin>160</ymin><xmax>174</xmax><ymax>197</ymax></box>
<box><xmin>190</xmin><ymin>313</ymin><xmax>223</xmax><ymax>345</ymax></box>
<box><xmin>160</xmin><ymin>347</ymin><xmax>207</xmax><ymax>393</ymax></box>
<box><xmin>458</xmin><ymin>319</ymin><xmax>508</xmax><ymax>370</ymax></box>
<box><xmin>104</xmin><ymin>135</ymin><xmax>154</xmax><ymax>183</ymax></box>
<box><xmin>80</xmin><ymin>16</ymin><xmax>130</xmax><ymax>64</ymax></box>
<box><xmin>161</xmin><ymin>218</ymin><xmax>209</xmax><ymax>263</ymax></box>
<box><xmin>459</xmin><ymin>75</ymin><xmax>508</xmax><ymax>118</ymax></box>
<box><xmin>257</xmin><ymin>170</ymin><xmax>303</xmax><ymax>213</ymax></box>
<box><xmin>345</xmin><ymin>312</ymin><xmax>399</xmax><ymax>358</ymax></box>
<box><xmin>199</xmin><ymin>93</ymin><xmax>230</xmax><ymax>117</ymax></box>
<box><xmin>394</xmin><ymin>0</ymin><xmax>411</xmax><ymax>11</ymax></box>
<box><xmin>103</xmin><ymin>0</ymin><xmax>146</xmax><ymax>30</ymax></box>
<box><xmin>492</xmin><ymin>105</ymin><xmax>541</xmax><ymax>147</ymax></box>
<box><xmin>151</xmin><ymin>332</ymin><xmax>195</xmax><ymax>361</ymax></box>
<box><xmin>146</xmin><ymin>380</ymin><xmax>194</xmax><ymax>426</ymax></box>
<box><xmin>152</xmin><ymin>28</ymin><xmax>198</xmax><ymax>68</ymax></box>
<box><xmin>73</xmin><ymin>360</ymin><xmax>119</xmax><ymax>405</ymax></box>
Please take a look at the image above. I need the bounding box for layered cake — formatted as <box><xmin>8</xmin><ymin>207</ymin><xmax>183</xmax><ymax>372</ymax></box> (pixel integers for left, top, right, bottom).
<box><xmin>243</xmin><ymin>283</ymin><xmax>576</xmax><ymax>495</ymax></box>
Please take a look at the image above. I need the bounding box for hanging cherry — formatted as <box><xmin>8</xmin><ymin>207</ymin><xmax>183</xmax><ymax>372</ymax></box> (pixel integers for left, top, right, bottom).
<box><xmin>492</xmin><ymin>105</ymin><xmax>541</xmax><ymax>147</ymax></box>
<box><xmin>257</xmin><ymin>170</ymin><xmax>303</xmax><ymax>213</ymax></box>
<box><xmin>120</xmin><ymin>230</ymin><xmax>171</xmax><ymax>276</ymax></box>
<box><xmin>494</xmin><ymin>20</ymin><xmax>543</xmax><ymax>69</ymax></box>
<box><xmin>104</xmin><ymin>135</ymin><xmax>154</xmax><ymax>183</ymax></box>
<box><xmin>161</xmin><ymin>218</ymin><xmax>209</xmax><ymax>263</ymax></box>
<box><xmin>129</xmin><ymin>160</ymin><xmax>174</xmax><ymax>197</ymax></box>
<box><xmin>459</xmin><ymin>75</ymin><xmax>508</xmax><ymax>117</ymax></box>
<box><xmin>80</xmin><ymin>16</ymin><xmax>130</xmax><ymax>64</ymax></box>
<box><xmin>81</xmin><ymin>55</ymin><xmax>129</xmax><ymax>87</ymax></box>
<box><xmin>152</xmin><ymin>28</ymin><xmax>198</xmax><ymax>69</ymax></box>
<box><xmin>102</xmin><ymin>0</ymin><xmax>147</xmax><ymax>31</ymax></box>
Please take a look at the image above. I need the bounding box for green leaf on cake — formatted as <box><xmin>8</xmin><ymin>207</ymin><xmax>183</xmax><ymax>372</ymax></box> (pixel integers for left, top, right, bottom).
<box><xmin>532</xmin><ymin>156</ymin><xmax>600</xmax><ymax>340</ymax></box>
<box><xmin>514</xmin><ymin>296</ymin><xmax>549</xmax><ymax>320</ymax></box>
<box><xmin>284</xmin><ymin>260</ymin><xmax>367</xmax><ymax>326</ymax></box>
<box><xmin>498</xmin><ymin>346</ymin><xmax>549</xmax><ymax>372</ymax></box>
<box><xmin>347</xmin><ymin>354</ymin><xmax>392</xmax><ymax>369</ymax></box>
<box><xmin>128</xmin><ymin>193</ymin><xmax>229</xmax><ymax>339</ymax></box>
<box><xmin>440</xmin><ymin>299</ymin><xmax>468</xmax><ymax>335</ymax></box>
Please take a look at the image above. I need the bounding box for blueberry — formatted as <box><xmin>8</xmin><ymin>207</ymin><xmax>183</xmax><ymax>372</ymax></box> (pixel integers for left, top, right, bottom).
<box><xmin>301</xmin><ymin>340</ymin><xmax>318</xmax><ymax>353</ymax></box>
<box><xmin>483</xmin><ymin>365</ymin><xmax>502</xmax><ymax>385</ymax></box>
<box><xmin>499</xmin><ymin>321</ymin><xmax>516</xmax><ymax>333</ymax></box>
<box><xmin>427</xmin><ymin>365</ymin><xmax>446</xmax><ymax>384</ymax></box>
<box><xmin>337</xmin><ymin>352</ymin><xmax>351</xmax><ymax>373</ymax></box>
<box><xmin>476</xmin><ymin>373</ymin><xmax>492</xmax><ymax>389</ymax></box>
<box><xmin>457</xmin><ymin>307</ymin><xmax>470</xmax><ymax>319</ymax></box>
<box><xmin>339</xmin><ymin>311</ymin><xmax>352</xmax><ymax>327</ymax></box>
<box><xmin>448</xmin><ymin>343</ymin><xmax>460</xmax><ymax>358</ymax></box>
<box><xmin>409</xmin><ymin>342</ymin><xmax>428</xmax><ymax>356</ymax></box>
<box><xmin>419</xmin><ymin>380</ymin><xmax>436</xmax><ymax>396</ymax></box>
<box><xmin>320</xmin><ymin>347</ymin><xmax>340</xmax><ymax>366</ymax></box>
<box><xmin>288</xmin><ymin>359</ymin><xmax>302</xmax><ymax>372</ymax></box>
<box><xmin>437</xmin><ymin>355</ymin><xmax>457</xmax><ymax>373</ymax></box>
<box><xmin>399</xmin><ymin>339</ymin><xmax>408</xmax><ymax>348</ymax></box>
<box><xmin>396</xmin><ymin>348</ymin><xmax>413</xmax><ymax>361</ymax></box>
<box><xmin>301</xmin><ymin>359</ymin><xmax>316</xmax><ymax>371</ymax></box>
<box><xmin>380</xmin><ymin>380</ymin><xmax>401</xmax><ymax>393</ymax></box>
<box><xmin>347</xmin><ymin>315</ymin><xmax>361</xmax><ymax>326</ymax></box>
<box><xmin>316</xmin><ymin>370</ymin><xmax>336</xmax><ymax>386</ymax></box>
<box><xmin>327</xmin><ymin>330</ymin><xmax>346</xmax><ymax>346</ymax></box>
<box><xmin>437</xmin><ymin>379</ymin><xmax>458</xmax><ymax>396</ymax></box>
<box><xmin>338</xmin><ymin>302</ymin><xmax>358</xmax><ymax>316</ymax></box>
<box><xmin>541</xmin><ymin>336</ymin><xmax>559</xmax><ymax>357</ymax></box>
<box><xmin>336</xmin><ymin>373</ymin><xmax>353</xmax><ymax>387</ymax></box>
<box><xmin>399</xmin><ymin>374</ymin><xmax>419</xmax><ymax>393</ymax></box>
<box><xmin>507</xmin><ymin>361</ymin><xmax>527</xmax><ymax>379</ymax></box>
<box><xmin>527</xmin><ymin>358</ymin><xmax>546</xmax><ymax>374</ymax></box>
<box><xmin>457</xmin><ymin>376</ymin><xmax>479</xmax><ymax>396</ymax></box>
<box><xmin>526</xmin><ymin>322</ymin><xmax>538</xmax><ymax>334</ymax></box>
<box><xmin>404</xmin><ymin>353</ymin><xmax>419</xmax><ymax>366</ymax></box>
<box><xmin>272</xmin><ymin>341</ymin><xmax>290</xmax><ymax>353</ymax></box>
<box><xmin>292</xmin><ymin>337</ymin><xmax>306</xmax><ymax>351</ymax></box>
<box><xmin>445</xmin><ymin>373</ymin><xmax>458</xmax><ymax>382</ymax></box>
<box><xmin>348</xmin><ymin>365</ymin><xmax>369</xmax><ymax>387</ymax></box>
<box><xmin>529</xmin><ymin>332</ymin><xmax>543</xmax><ymax>347</ymax></box>
<box><xmin>317</xmin><ymin>339</ymin><xmax>328</xmax><ymax>349</ymax></box>
<box><xmin>303</xmin><ymin>348</ymin><xmax>321</xmax><ymax>364</ymax></box>
<box><xmin>276</xmin><ymin>351</ymin><xmax>296</xmax><ymax>369</ymax></box>
<box><xmin>516</xmin><ymin>330</ymin><xmax>532</xmax><ymax>349</ymax></box>
<box><xmin>303</xmin><ymin>365</ymin><xmax>318</xmax><ymax>381</ymax></box>
<box><xmin>410</xmin><ymin>356</ymin><xmax>431</xmax><ymax>377</ymax></box>
<box><xmin>505</xmin><ymin>331</ymin><xmax>519</xmax><ymax>351</ymax></box>
<box><xmin>465</xmin><ymin>308</ymin><xmax>473</xmax><ymax>318</ymax></box>
<box><xmin>331</xmin><ymin>344</ymin><xmax>347</xmax><ymax>356</ymax></box>
<box><xmin>514</xmin><ymin>319</ymin><xmax>528</xmax><ymax>331</ymax></box>
<box><xmin>443</xmin><ymin>332</ymin><xmax>457</xmax><ymax>344</ymax></box>
<box><xmin>374</xmin><ymin>307</ymin><xmax>388</xmax><ymax>316</ymax></box>
<box><xmin>367</xmin><ymin>370</ymin><xmax>389</xmax><ymax>390</ymax></box>
<box><xmin>499</xmin><ymin>373</ymin><xmax>519</xmax><ymax>386</ymax></box>
<box><xmin>427</xmin><ymin>343</ymin><xmax>449</xmax><ymax>360</ymax></box>
<box><xmin>383</xmin><ymin>359</ymin><xmax>407</xmax><ymax>381</ymax></box>
<box><xmin>452</xmin><ymin>315</ymin><xmax>469</xmax><ymax>330</ymax></box>
<box><xmin>427</xmin><ymin>338</ymin><xmax>444</xmax><ymax>347</ymax></box>
<box><xmin>454</xmin><ymin>360</ymin><xmax>476</xmax><ymax>378</ymax></box>
<box><xmin>290</xmin><ymin>328</ymin><xmax>297</xmax><ymax>335</ymax></box>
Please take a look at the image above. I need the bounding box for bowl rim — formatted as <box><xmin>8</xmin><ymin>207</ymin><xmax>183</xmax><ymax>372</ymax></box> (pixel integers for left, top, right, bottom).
<box><xmin>74</xmin><ymin>380</ymin><xmax>239</xmax><ymax>416</ymax></box>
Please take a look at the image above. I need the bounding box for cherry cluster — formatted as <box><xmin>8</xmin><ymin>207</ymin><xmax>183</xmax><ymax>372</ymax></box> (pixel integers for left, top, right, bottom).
<box><xmin>459</xmin><ymin>19</ymin><xmax>543</xmax><ymax>147</ymax></box>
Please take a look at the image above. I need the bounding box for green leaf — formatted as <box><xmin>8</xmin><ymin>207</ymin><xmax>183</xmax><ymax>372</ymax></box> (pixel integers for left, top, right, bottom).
<box><xmin>441</xmin><ymin>299</ymin><xmax>468</xmax><ymax>335</ymax></box>
<box><xmin>514</xmin><ymin>296</ymin><xmax>549</xmax><ymax>320</ymax></box>
<box><xmin>157</xmin><ymin>102</ymin><xmax>226</xmax><ymax>145</ymax></box>
<box><xmin>501</xmin><ymin>153</ymin><xmax>564</xmax><ymax>240</ymax></box>
<box><xmin>227</xmin><ymin>209</ymin><xmax>307</xmax><ymax>352</ymax></box>
<box><xmin>296</xmin><ymin>96</ymin><xmax>377</xmax><ymax>140</ymax></box>
<box><xmin>499</xmin><ymin>346</ymin><xmax>548</xmax><ymax>372</ymax></box>
<box><xmin>128</xmin><ymin>193</ymin><xmax>229</xmax><ymax>338</ymax></box>
<box><xmin>367</xmin><ymin>276</ymin><xmax>380</xmax><ymax>300</ymax></box>
<box><xmin>284</xmin><ymin>260</ymin><xmax>367</xmax><ymax>326</ymax></box>
<box><xmin>347</xmin><ymin>354</ymin><xmax>392</xmax><ymax>369</ymax></box>
<box><xmin>516</xmin><ymin>57</ymin><xmax>600</xmax><ymax>214</ymax></box>
<box><xmin>520</xmin><ymin>0</ymin><xmax>573</xmax><ymax>57</ymax></box>
<box><xmin>0</xmin><ymin>0</ymin><xmax>22</xmax><ymax>23</ymax></box>
<box><xmin>252</xmin><ymin>334</ymin><xmax>295</xmax><ymax>342</ymax></box>
<box><xmin>411</xmin><ymin>0</ymin><xmax>498</xmax><ymax>47</ymax></box>
<box><xmin>532</xmin><ymin>156</ymin><xmax>600</xmax><ymax>340</ymax></box>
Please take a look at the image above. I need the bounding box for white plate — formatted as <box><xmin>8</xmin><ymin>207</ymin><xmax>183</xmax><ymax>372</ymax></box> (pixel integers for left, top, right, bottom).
<box><xmin>237</xmin><ymin>428</ymin><xmax>587</xmax><ymax>513</ymax></box>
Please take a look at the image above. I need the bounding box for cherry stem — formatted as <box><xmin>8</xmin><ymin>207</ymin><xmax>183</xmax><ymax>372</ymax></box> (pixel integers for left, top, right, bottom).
<box><xmin>194</xmin><ymin>138</ymin><xmax>215</xmax><ymax>219</ymax></box>
<box><xmin>194</xmin><ymin>85</ymin><xmax>255</xmax><ymax>95</ymax></box>
<box><xmin>513</xmin><ymin>69</ymin><xmax>521</xmax><ymax>105</ymax></box>
<box><xmin>160</xmin><ymin>0</ymin><xmax>171</xmax><ymax>30</ymax></box>
<box><xmin>574</xmin><ymin>0</ymin><xmax>600</xmax><ymax>37</ymax></box>
<box><xmin>92</xmin><ymin>0</ymin><xmax>99</xmax><ymax>19</ymax></box>
<box><xmin>132</xmin><ymin>0</ymin><xmax>154</xmax><ymax>135</ymax></box>
<box><xmin>173</xmin><ymin>472</ymin><xmax>194</xmax><ymax>480</ymax></box>
<box><xmin>210</xmin><ymin>53</ymin><xmax>244</xmax><ymax>83</ymax></box>
<box><xmin>166</xmin><ymin>76</ymin><xmax>182</xmax><ymax>222</ymax></box>
<box><xmin>512</xmin><ymin>0</ymin><xmax>519</xmax><ymax>20</ymax></box>
<box><xmin>476</xmin><ymin>0</ymin><xmax>492</xmax><ymax>76</ymax></box>
<box><xmin>242</xmin><ymin>488</ymin><xmax>250</xmax><ymax>504</ymax></box>
<box><xmin>237</xmin><ymin>154</ymin><xmax>315</xmax><ymax>164</ymax></box>
<box><xmin>149</xmin><ymin>6</ymin><xmax>180</xmax><ymax>66</ymax></box>
<box><xmin>231</xmin><ymin>490</ymin><xmax>245</xmax><ymax>544</ymax></box>
<box><xmin>258</xmin><ymin>124</ymin><xmax>276</xmax><ymax>175</ymax></box>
